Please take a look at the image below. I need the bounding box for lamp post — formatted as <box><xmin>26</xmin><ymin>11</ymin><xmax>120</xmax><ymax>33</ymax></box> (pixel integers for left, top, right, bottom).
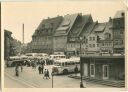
<box><xmin>79</xmin><ymin>37</ymin><xmax>84</xmax><ymax>88</ymax></box>
<box><xmin>51</xmin><ymin>72</ymin><xmax>54</xmax><ymax>88</ymax></box>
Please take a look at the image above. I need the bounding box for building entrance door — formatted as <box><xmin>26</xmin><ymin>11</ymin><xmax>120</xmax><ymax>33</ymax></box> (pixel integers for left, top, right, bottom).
<box><xmin>103</xmin><ymin>65</ymin><xmax>109</xmax><ymax>80</ymax></box>
<box><xmin>90</xmin><ymin>64</ymin><xmax>95</xmax><ymax>77</ymax></box>
<box><xmin>83</xmin><ymin>63</ymin><xmax>88</xmax><ymax>77</ymax></box>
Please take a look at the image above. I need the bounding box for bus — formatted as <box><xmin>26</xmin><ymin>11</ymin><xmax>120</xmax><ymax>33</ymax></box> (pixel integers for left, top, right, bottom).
<box><xmin>7</xmin><ymin>56</ymin><xmax>28</xmax><ymax>67</ymax></box>
<box><xmin>26</xmin><ymin>53</ymin><xmax>49</xmax><ymax>59</ymax></box>
<box><xmin>52</xmin><ymin>57</ymin><xmax>80</xmax><ymax>75</ymax></box>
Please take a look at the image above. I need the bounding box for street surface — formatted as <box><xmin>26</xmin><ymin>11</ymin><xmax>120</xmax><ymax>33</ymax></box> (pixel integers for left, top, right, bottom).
<box><xmin>5</xmin><ymin>65</ymin><xmax>115</xmax><ymax>88</ymax></box>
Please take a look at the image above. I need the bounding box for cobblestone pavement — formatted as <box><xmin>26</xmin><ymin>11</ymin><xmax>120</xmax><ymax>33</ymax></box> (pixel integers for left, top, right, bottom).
<box><xmin>5</xmin><ymin>65</ymin><xmax>115</xmax><ymax>88</ymax></box>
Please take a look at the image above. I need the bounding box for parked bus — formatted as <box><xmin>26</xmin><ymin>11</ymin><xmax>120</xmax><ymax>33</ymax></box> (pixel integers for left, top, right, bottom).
<box><xmin>7</xmin><ymin>56</ymin><xmax>27</xmax><ymax>67</ymax></box>
<box><xmin>52</xmin><ymin>57</ymin><xmax>80</xmax><ymax>75</ymax></box>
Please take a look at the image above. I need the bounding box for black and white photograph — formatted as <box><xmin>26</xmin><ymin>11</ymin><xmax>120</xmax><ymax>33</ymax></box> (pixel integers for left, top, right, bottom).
<box><xmin>2</xmin><ymin>1</ymin><xmax>126</xmax><ymax>90</ymax></box>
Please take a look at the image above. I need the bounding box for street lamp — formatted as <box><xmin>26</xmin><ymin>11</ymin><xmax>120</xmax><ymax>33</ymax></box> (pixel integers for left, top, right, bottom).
<box><xmin>78</xmin><ymin>37</ymin><xmax>84</xmax><ymax>88</ymax></box>
<box><xmin>51</xmin><ymin>72</ymin><xmax>54</xmax><ymax>88</ymax></box>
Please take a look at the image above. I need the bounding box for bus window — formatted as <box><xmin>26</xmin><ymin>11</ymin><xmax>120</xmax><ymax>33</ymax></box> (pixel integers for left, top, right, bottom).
<box><xmin>65</xmin><ymin>62</ymin><xmax>67</xmax><ymax>66</ymax></box>
<box><xmin>72</xmin><ymin>62</ymin><xmax>75</xmax><ymax>65</ymax></box>
<box><xmin>76</xmin><ymin>62</ymin><xmax>80</xmax><ymax>64</ymax></box>
<box><xmin>62</xmin><ymin>63</ymin><xmax>64</xmax><ymax>66</ymax></box>
<box><xmin>56</xmin><ymin>62</ymin><xmax>61</xmax><ymax>66</ymax></box>
<box><xmin>67</xmin><ymin>62</ymin><xmax>70</xmax><ymax>65</ymax></box>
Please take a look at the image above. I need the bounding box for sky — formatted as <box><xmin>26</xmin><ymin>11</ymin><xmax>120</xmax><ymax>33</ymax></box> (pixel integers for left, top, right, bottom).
<box><xmin>2</xmin><ymin>1</ymin><xmax>125</xmax><ymax>43</ymax></box>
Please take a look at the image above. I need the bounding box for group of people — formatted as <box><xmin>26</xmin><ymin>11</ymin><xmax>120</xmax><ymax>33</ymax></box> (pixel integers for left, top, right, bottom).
<box><xmin>24</xmin><ymin>58</ymin><xmax>54</xmax><ymax>67</ymax></box>
<box><xmin>38</xmin><ymin>63</ymin><xmax>50</xmax><ymax>79</ymax></box>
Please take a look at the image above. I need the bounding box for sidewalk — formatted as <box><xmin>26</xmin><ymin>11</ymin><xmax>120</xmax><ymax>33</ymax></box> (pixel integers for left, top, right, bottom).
<box><xmin>68</xmin><ymin>74</ymin><xmax>125</xmax><ymax>88</ymax></box>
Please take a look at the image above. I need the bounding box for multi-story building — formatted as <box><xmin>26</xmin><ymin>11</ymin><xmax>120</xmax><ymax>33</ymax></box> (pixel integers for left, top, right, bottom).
<box><xmin>84</xmin><ymin>22</ymin><xmax>106</xmax><ymax>55</ymax></box>
<box><xmin>98</xmin><ymin>19</ymin><xmax>113</xmax><ymax>55</ymax></box>
<box><xmin>112</xmin><ymin>10</ymin><xmax>125</xmax><ymax>54</ymax></box>
<box><xmin>29</xmin><ymin>16</ymin><xmax>63</xmax><ymax>54</ymax></box>
<box><xmin>28</xmin><ymin>11</ymin><xmax>125</xmax><ymax>55</ymax></box>
<box><xmin>4</xmin><ymin>30</ymin><xmax>12</xmax><ymax>60</ymax></box>
<box><xmin>53</xmin><ymin>13</ymin><xmax>80</xmax><ymax>53</ymax></box>
<box><xmin>66</xmin><ymin>14</ymin><xmax>94</xmax><ymax>56</ymax></box>
<box><xmin>4</xmin><ymin>29</ymin><xmax>22</xmax><ymax>60</ymax></box>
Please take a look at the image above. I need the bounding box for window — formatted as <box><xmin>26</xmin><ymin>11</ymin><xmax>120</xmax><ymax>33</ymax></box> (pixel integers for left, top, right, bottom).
<box><xmin>97</xmin><ymin>44</ymin><xmax>99</xmax><ymax>47</ymax></box>
<box><xmin>93</xmin><ymin>44</ymin><xmax>95</xmax><ymax>47</ymax></box>
<box><xmin>102</xmin><ymin>43</ymin><xmax>104</xmax><ymax>46</ymax></box>
<box><xmin>93</xmin><ymin>37</ymin><xmax>95</xmax><ymax>41</ymax></box>
<box><xmin>89</xmin><ymin>37</ymin><xmax>92</xmax><ymax>41</ymax></box>
<box><xmin>89</xmin><ymin>44</ymin><xmax>91</xmax><ymax>47</ymax></box>
<box><xmin>62</xmin><ymin>63</ymin><xmax>64</xmax><ymax>66</ymax></box>
<box><xmin>86</xmin><ymin>39</ymin><xmax>88</xmax><ymax>43</ymax></box>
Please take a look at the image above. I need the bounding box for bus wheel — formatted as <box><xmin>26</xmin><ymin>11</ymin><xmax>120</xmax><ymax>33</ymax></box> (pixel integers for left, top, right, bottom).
<box><xmin>63</xmin><ymin>69</ymin><xmax>68</xmax><ymax>75</ymax></box>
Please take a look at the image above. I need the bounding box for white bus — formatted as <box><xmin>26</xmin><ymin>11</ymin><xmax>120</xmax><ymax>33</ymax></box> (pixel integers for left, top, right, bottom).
<box><xmin>52</xmin><ymin>57</ymin><xmax>80</xmax><ymax>75</ymax></box>
<box><xmin>25</xmin><ymin>53</ymin><xmax>49</xmax><ymax>59</ymax></box>
<box><xmin>7</xmin><ymin>56</ymin><xmax>27</xmax><ymax>67</ymax></box>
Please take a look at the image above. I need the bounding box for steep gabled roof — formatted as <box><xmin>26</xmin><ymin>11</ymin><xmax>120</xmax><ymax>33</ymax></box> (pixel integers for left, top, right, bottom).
<box><xmin>69</xmin><ymin>14</ymin><xmax>92</xmax><ymax>37</ymax></box>
<box><xmin>80</xmin><ymin>22</ymin><xmax>97</xmax><ymax>37</ymax></box>
<box><xmin>33</xmin><ymin>16</ymin><xmax>63</xmax><ymax>36</ymax></box>
<box><xmin>54</xmin><ymin>13</ymin><xmax>79</xmax><ymax>36</ymax></box>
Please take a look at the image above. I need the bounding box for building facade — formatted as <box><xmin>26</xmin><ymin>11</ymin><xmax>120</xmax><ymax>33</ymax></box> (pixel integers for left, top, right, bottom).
<box><xmin>29</xmin><ymin>16</ymin><xmax>63</xmax><ymax>54</ymax></box>
<box><xmin>112</xmin><ymin>11</ymin><xmax>125</xmax><ymax>54</ymax></box>
<box><xmin>28</xmin><ymin>11</ymin><xmax>125</xmax><ymax>55</ymax></box>
<box><xmin>4</xmin><ymin>29</ymin><xmax>22</xmax><ymax>60</ymax></box>
<box><xmin>80</xmin><ymin>56</ymin><xmax>125</xmax><ymax>87</ymax></box>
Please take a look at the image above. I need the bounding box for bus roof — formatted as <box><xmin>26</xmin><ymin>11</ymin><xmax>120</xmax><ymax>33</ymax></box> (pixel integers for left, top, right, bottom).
<box><xmin>55</xmin><ymin>58</ymin><xmax>80</xmax><ymax>63</ymax></box>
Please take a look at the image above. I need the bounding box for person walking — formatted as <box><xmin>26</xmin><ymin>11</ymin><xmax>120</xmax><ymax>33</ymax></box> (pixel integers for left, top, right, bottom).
<box><xmin>46</xmin><ymin>69</ymin><xmax>50</xmax><ymax>79</ymax></box>
<box><xmin>80</xmin><ymin>82</ymin><xmax>84</xmax><ymax>88</ymax></box>
<box><xmin>38</xmin><ymin>65</ymin><xmax>42</xmax><ymax>74</ymax></box>
<box><xmin>41</xmin><ymin>64</ymin><xmax>44</xmax><ymax>74</ymax></box>
<box><xmin>43</xmin><ymin>69</ymin><xmax>47</xmax><ymax>79</ymax></box>
<box><xmin>20</xmin><ymin>64</ymin><xmax>23</xmax><ymax>72</ymax></box>
<box><xmin>15</xmin><ymin>64</ymin><xmax>19</xmax><ymax>77</ymax></box>
<box><xmin>74</xmin><ymin>65</ymin><xmax>78</xmax><ymax>76</ymax></box>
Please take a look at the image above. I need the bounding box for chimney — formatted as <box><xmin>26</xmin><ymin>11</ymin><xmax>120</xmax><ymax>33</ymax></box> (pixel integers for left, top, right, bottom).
<box><xmin>121</xmin><ymin>12</ymin><xmax>124</xmax><ymax>17</ymax></box>
<box><xmin>109</xmin><ymin>17</ymin><xmax>112</xmax><ymax>22</ymax></box>
<box><xmin>22</xmin><ymin>23</ymin><xmax>24</xmax><ymax>44</ymax></box>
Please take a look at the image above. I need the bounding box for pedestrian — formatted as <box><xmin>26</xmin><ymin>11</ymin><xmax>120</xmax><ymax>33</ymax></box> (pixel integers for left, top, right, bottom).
<box><xmin>80</xmin><ymin>82</ymin><xmax>84</xmax><ymax>88</ymax></box>
<box><xmin>46</xmin><ymin>69</ymin><xmax>50</xmax><ymax>79</ymax></box>
<box><xmin>20</xmin><ymin>64</ymin><xmax>23</xmax><ymax>72</ymax></box>
<box><xmin>38</xmin><ymin>65</ymin><xmax>42</xmax><ymax>74</ymax></box>
<box><xmin>74</xmin><ymin>65</ymin><xmax>78</xmax><ymax>76</ymax></box>
<box><xmin>41</xmin><ymin>64</ymin><xmax>44</xmax><ymax>74</ymax></box>
<box><xmin>15</xmin><ymin>64</ymin><xmax>19</xmax><ymax>77</ymax></box>
<box><xmin>43</xmin><ymin>69</ymin><xmax>47</xmax><ymax>79</ymax></box>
